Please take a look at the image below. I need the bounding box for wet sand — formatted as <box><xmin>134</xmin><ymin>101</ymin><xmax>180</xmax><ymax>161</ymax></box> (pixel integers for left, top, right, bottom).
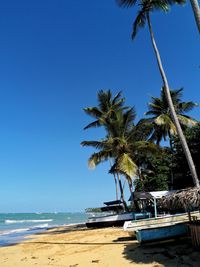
<box><xmin>0</xmin><ymin>224</ymin><xmax>199</xmax><ymax>267</ymax></box>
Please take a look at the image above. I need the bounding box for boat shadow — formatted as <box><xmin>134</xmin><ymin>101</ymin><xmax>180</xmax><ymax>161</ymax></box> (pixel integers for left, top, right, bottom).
<box><xmin>122</xmin><ymin>237</ymin><xmax>200</xmax><ymax>267</ymax></box>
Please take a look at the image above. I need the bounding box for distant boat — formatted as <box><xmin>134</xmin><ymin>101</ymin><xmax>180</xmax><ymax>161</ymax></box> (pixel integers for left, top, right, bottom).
<box><xmin>86</xmin><ymin>200</ymin><xmax>150</xmax><ymax>228</ymax></box>
<box><xmin>135</xmin><ymin>222</ymin><xmax>189</xmax><ymax>243</ymax></box>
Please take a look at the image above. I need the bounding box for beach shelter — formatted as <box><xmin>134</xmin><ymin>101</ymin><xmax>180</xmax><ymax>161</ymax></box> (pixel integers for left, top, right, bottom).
<box><xmin>129</xmin><ymin>191</ymin><xmax>174</xmax><ymax>218</ymax></box>
<box><xmin>161</xmin><ymin>187</ymin><xmax>200</xmax><ymax>211</ymax></box>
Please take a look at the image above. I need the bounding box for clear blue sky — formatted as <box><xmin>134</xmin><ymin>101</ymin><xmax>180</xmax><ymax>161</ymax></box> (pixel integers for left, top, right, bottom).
<box><xmin>0</xmin><ymin>0</ymin><xmax>199</xmax><ymax>212</ymax></box>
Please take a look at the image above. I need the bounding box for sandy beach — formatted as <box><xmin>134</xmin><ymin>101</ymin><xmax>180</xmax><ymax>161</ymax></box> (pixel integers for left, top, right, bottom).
<box><xmin>0</xmin><ymin>225</ymin><xmax>199</xmax><ymax>267</ymax></box>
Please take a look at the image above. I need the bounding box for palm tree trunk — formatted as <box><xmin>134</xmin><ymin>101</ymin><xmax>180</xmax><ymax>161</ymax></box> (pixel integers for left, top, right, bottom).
<box><xmin>116</xmin><ymin>173</ymin><xmax>129</xmax><ymax>211</ymax></box>
<box><xmin>109</xmin><ymin>158</ymin><xmax>118</xmax><ymax>200</ymax></box>
<box><xmin>190</xmin><ymin>0</ymin><xmax>200</xmax><ymax>33</ymax></box>
<box><xmin>147</xmin><ymin>12</ymin><xmax>200</xmax><ymax>188</ymax></box>
<box><xmin>168</xmin><ymin>132</ymin><xmax>174</xmax><ymax>190</ymax></box>
<box><xmin>138</xmin><ymin>167</ymin><xmax>145</xmax><ymax>192</ymax></box>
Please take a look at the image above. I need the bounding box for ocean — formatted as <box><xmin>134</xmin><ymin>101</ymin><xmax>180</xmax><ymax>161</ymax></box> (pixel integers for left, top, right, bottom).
<box><xmin>0</xmin><ymin>212</ymin><xmax>88</xmax><ymax>246</ymax></box>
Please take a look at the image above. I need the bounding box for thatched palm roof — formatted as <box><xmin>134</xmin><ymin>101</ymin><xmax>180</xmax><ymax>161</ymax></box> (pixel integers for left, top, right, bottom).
<box><xmin>161</xmin><ymin>187</ymin><xmax>200</xmax><ymax>211</ymax></box>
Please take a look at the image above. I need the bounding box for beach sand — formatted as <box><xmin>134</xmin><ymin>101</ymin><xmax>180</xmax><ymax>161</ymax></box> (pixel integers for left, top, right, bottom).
<box><xmin>0</xmin><ymin>225</ymin><xmax>199</xmax><ymax>267</ymax></box>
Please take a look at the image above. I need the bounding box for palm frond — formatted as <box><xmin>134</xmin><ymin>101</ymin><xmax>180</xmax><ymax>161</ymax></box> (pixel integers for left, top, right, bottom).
<box><xmin>116</xmin><ymin>0</ymin><xmax>137</xmax><ymax>7</ymax></box>
<box><xmin>83</xmin><ymin>120</ymin><xmax>101</xmax><ymax>130</ymax></box>
<box><xmin>178</xmin><ymin>101</ymin><xmax>199</xmax><ymax>113</ymax></box>
<box><xmin>134</xmin><ymin>141</ymin><xmax>159</xmax><ymax>154</ymax></box>
<box><xmin>83</xmin><ymin>107</ymin><xmax>102</xmax><ymax>118</ymax></box>
<box><xmin>81</xmin><ymin>140</ymin><xmax>107</xmax><ymax>150</ymax></box>
<box><xmin>88</xmin><ymin>151</ymin><xmax>111</xmax><ymax>169</ymax></box>
<box><xmin>178</xmin><ymin>115</ymin><xmax>198</xmax><ymax>127</ymax></box>
<box><xmin>117</xmin><ymin>153</ymin><xmax>138</xmax><ymax>178</ymax></box>
<box><xmin>149</xmin><ymin>130</ymin><xmax>163</xmax><ymax>145</ymax></box>
<box><xmin>154</xmin><ymin>114</ymin><xmax>171</xmax><ymax>126</ymax></box>
<box><xmin>132</xmin><ymin>9</ymin><xmax>146</xmax><ymax>39</ymax></box>
<box><xmin>112</xmin><ymin>91</ymin><xmax>123</xmax><ymax>105</ymax></box>
<box><xmin>151</xmin><ymin>0</ymin><xmax>170</xmax><ymax>12</ymax></box>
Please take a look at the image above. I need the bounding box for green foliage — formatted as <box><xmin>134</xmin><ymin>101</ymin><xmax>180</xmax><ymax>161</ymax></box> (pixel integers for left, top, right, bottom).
<box><xmin>172</xmin><ymin>124</ymin><xmax>200</xmax><ymax>189</ymax></box>
<box><xmin>139</xmin><ymin>88</ymin><xmax>198</xmax><ymax>144</ymax></box>
<box><xmin>134</xmin><ymin>149</ymin><xmax>172</xmax><ymax>191</ymax></box>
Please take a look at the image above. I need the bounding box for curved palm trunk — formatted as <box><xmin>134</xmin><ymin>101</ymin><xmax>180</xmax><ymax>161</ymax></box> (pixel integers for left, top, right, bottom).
<box><xmin>138</xmin><ymin>167</ymin><xmax>145</xmax><ymax>192</ymax></box>
<box><xmin>190</xmin><ymin>0</ymin><xmax>200</xmax><ymax>33</ymax></box>
<box><xmin>109</xmin><ymin>158</ymin><xmax>118</xmax><ymax>200</ymax></box>
<box><xmin>147</xmin><ymin>13</ymin><xmax>200</xmax><ymax>188</ymax></box>
<box><xmin>116</xmin><ymin>173</ymin><xmax>129</xmax><ymax>211</ymax></box>
<box><xmin>168</xmin><ymin>132</ymin><xmax>174</xmax><ymax>190</ymax></box>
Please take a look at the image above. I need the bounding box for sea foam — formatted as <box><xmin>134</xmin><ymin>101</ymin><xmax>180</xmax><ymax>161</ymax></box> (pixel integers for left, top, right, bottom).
<box><xmin>0</xmin><ymin>223</ymin><xmax>49</xmax><ymax>236</ymax></box>
<box><xmin>5</xmin><ymin>219</ymin><xmax>53</xmax><ymax>224</ymax></box>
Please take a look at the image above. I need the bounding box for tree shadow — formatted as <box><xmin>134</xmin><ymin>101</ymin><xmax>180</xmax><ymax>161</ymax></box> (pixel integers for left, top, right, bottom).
<box><xmin>28</xmin><ymin>241</ymin><xmax>133</xmax><ymax>245</ymax></box>
<box><xmin>123</xmin><ymin>237</ymin><xmax>200</xmax><ymax>267</ymax></box>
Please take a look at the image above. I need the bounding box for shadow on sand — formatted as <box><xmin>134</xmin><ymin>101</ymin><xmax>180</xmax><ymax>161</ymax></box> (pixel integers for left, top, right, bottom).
<box><xmin>34</xmin><ymin>224</ymin><xmax>88</xmax><ymax>236</ymax></box>
<box><xmin>122</xmin><ymin>237</ymin><xmax>200</xmax><ymax>267</ymax></box>
<box><xmin>28</xmin><ymin>235</ymin><xmax>134</xmax><ymax>246</ymax></box>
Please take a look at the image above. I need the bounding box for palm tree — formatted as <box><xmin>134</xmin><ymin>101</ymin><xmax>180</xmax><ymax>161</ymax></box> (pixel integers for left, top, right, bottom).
<box><xmin>141</xmin><ymin>88</ymin><xmax>198</xmax><ymax>189</ymax></box>
<box><xmin>82</xmin><ymin>107</ymin><xmax>138</xmax><ymax>210</ymax></box>
<box><xmin>82</xmin><ymin>108</ymin><xmax>158</xmax><ymax>209</ymax></box>
<box><xmin>116</xmin><ymin>0</ymin><xmax>200</xmax><ymax>187</ymax></box>
<box><xmin>189</xmin><ymin>0</ymin><xmax>200</xmax><ymax>33</ymax></box>
<box><xmin>141</xmin><ymin>88</ymin><xmax>198</xmax><ymax>146</ymax></box>
<box><xmin>83</xmin><ymin>90</ymin><xmax>129</xmax><ymax>200</ymax></box>
<box><xmin>83</xmin><ymin>90</ymin><xmax>128</xmax><ymax>130</ymax></box>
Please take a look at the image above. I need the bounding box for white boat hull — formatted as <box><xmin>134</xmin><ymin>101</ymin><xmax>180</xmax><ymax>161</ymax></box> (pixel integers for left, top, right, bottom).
<box><xmin>86</xmin><ymin>212</ymin><xmax>134</xmax><ymax>228</ymax></box>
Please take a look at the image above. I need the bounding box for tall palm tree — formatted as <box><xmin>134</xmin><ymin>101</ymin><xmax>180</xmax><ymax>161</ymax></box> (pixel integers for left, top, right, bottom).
<box><xmin>140</xmin><ymin>88</ymin><xmax>198</xmax><ymax>145</ymax></box>
<box><xmin>141</xmin><ymin>87</ymin><xmax>198</xmax><ymax>189</ymax></box>
<box><xmin>116</xmin><ymin>0</ymin><xmax>200</xmax><ymax>187</ymax></box>
<box><xmin>190</xmin><ymin>0</ymin><xmax>200</xmax><ymax>33</ymax></box>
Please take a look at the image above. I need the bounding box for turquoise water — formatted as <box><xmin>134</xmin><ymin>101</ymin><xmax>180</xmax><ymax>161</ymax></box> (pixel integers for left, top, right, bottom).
<box><xmin>0</xmin><ymin>212</ymin><xmax>88</xmax><ymax>246</ymax></box>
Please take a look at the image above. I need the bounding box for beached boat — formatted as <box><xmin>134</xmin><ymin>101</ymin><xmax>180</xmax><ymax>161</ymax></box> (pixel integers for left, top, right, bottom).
<box><xmin>124</xmin><ymin>190</ymin><xmax>200</xmax><ymax>237</ymax></box>
<box><xmin>124</xmin><ymin>211</ymin><xmax>200</xmax><ymax>236</ymax></box>
<box><xmin>135</xmin><ymin>222</ymin><xmax>189</xmax><ymax>243</ymax></box>
<box><xmin>86</xmin><ymin>200</ymin><xmax>150</xmax><ymax>228</ymax></box>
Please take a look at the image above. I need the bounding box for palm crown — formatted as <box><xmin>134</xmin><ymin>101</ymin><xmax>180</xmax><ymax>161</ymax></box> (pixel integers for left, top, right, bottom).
<box><xmin>83</xmin><ymin>90</ymin><xmax>128</xmax><ymax>130</ymax></box>
<box><xmin>140</xmin><ymin>88</ymin><xmax>198</xmax><ymax>144</ymax></box>
<box><xmin>116</xmin><ymin>0</ymin><xmax>185</xmax><ymax>38</ymax></box>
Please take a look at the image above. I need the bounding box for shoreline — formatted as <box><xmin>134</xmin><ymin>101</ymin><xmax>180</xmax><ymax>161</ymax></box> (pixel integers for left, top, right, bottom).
<box><xmin>0</xmin><ymin>224</ymin><xmax>200</xmax><ymax>266</ymax></box>
<box><xmin>0</xmin><ymin>222</ymin><xmax>86</xmax><ymax>247</ymax></box>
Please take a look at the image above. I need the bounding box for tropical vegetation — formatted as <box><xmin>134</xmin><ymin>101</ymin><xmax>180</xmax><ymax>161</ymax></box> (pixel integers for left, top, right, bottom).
<box><xmin>81</xmin><ymin>89</ymin><xmax>199</xmax><ymax>207</ymax></box>
<box><xmin>82</xmin><ymin>2</ymin><xmax>199</xmax><ymax>206</ymax></box>
<box><xmin>116</xmin><ymin>0</ymin><xmax>199</xmax><ymax>187</ymax></box>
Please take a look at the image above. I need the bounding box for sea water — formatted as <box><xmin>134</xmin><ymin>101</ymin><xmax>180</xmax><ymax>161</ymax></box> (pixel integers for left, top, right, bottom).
<box><xmin>0</xmin><ymin>212</ymin><xmax>88</xmax><ymax>246</ymax></box>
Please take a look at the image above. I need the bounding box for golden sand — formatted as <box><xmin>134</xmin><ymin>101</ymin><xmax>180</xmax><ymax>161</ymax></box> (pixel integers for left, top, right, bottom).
<box><xmin>0</xmin><ymin>225</ymin><xmax>199</xmax><ymax>267</ymax></box>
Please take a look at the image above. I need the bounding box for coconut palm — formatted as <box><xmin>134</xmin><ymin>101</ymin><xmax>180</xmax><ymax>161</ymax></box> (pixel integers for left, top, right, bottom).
<box><xmin>82</xmin><ymin>108</ymin><xmax>158</xmax><ymax>209</ymax></box>
<box><xmin>116</xmin><ymin>0</ymin><xmax>200</xmax><ymax>33</ymax></box>
<box><xmin>83</xmin><ymin>90</ymin><xmax>129</xmax><ymax>200</ymax></box>
<box><xmin>141</xmin><ymin>88</ymin><xmax>198</xmax><ymax>146</ymax></box>
<box><xmin>190</xmin><ymin>0</ymin><xmax>200</xmax><ymax>33</ymax></box>
<box><xmin>83</xmin><ymin>90</ymin><xmax>128</xmax><ymax>130</ymax></box>
<box><xmin>116</xmin><ymin>0</ymin><xmax>200</xmax><ymax>187</ymax></box>
<box><xmin>82</xmin><ymin>107</ymin><xmax>137</xmax><ymax>210</ymax></box>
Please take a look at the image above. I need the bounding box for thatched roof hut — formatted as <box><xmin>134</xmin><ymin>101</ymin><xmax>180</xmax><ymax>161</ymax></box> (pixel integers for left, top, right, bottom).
<box><xmin>161</xmin><ymin>187</ymin><xmax>200</xmax><ymax>211</ymax></box>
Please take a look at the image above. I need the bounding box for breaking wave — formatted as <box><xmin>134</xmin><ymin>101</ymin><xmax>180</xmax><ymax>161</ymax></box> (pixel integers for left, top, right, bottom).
<box><xmin>5</xmin><ymin>219</ymin><xmax>53</xmax><ymax>224</ymax></box>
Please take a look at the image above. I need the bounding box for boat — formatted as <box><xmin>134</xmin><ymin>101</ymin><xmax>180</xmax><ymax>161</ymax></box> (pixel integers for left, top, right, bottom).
<box><xmin>135</xmin><ymin>221</ymin><xmax>189</xmax><ymax>243</ymax></box>
<box><xmin>124</xmin><ymin>211</ymin><xmax>200</xmax><ymax>236</ymax></box>
<box><xmin>86</xmin><ymin>200</ymin><xmax>150</xmax><ymax>228</ymax></box>
<box><xmin>123</xmin><ymin>190</ymin><xmax>200</xmax><ymax>237</ymax></box>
